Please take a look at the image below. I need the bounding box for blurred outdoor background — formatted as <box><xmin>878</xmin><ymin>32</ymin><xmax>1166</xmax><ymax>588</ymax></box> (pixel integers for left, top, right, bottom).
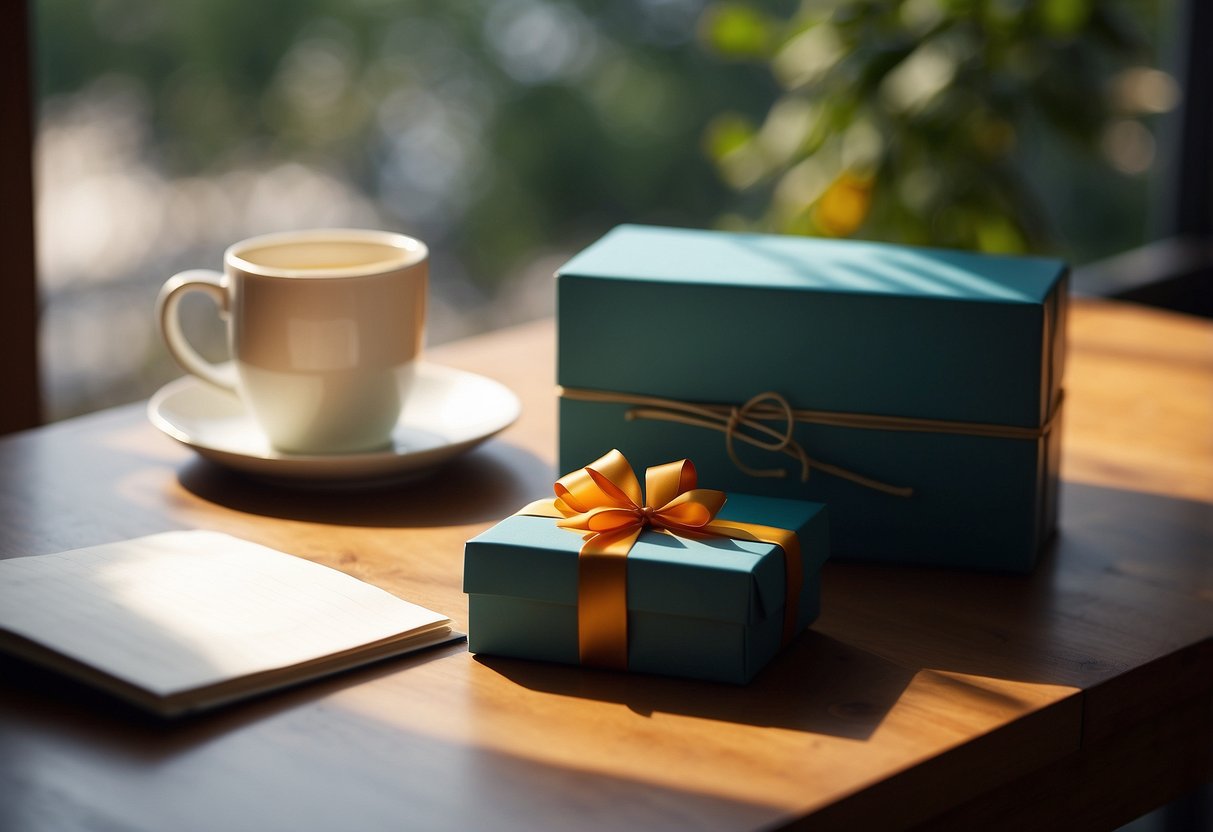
<box><xmin>34</xmin><ymin>0</ymin><xmax>1178</xmax><ymax>420</ymax></box>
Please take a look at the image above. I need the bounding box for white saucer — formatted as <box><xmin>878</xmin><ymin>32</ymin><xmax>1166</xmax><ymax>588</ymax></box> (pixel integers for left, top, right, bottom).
<box><xmin>148</xmin><ymin>362</ymin><xmax>521</xmax><ymax>487</ymax></box>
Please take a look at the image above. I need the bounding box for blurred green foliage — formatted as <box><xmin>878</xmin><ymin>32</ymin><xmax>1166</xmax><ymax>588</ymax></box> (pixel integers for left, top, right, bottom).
<box><xmin>34</xmin><ymin>0</ymin><xmax>785</xmax><ymax>291</ymax></box>
<box><xmin>698</xmin><ymin>0</ymin><xmax>1168</xmax><ymax>256</ymax></box>
<box><xmin>30</xmin><ymin>0</ymin><xmax>1174</xmax><ymax>423</ymax></box>
<box><xmin>34</xmin><ymin>0</ymin><xmax>1168</xmax><ymax>288</ymax></box>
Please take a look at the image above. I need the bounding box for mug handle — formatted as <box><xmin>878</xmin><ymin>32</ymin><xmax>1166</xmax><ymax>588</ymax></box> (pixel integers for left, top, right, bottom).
<box><xmin>156</xmin><ymin>269</ymin><xmax>238</xmax><ymax>392</ymax></box>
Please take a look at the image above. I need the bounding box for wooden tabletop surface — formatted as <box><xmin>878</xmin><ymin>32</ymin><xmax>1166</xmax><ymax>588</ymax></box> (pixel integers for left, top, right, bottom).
<box><xmin>0</xmin><ymin>297</ymin><xmax>1209</xmax><ymax>832</ymax></box>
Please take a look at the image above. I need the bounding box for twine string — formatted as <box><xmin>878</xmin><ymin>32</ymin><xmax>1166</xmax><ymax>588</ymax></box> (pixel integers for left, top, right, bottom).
<box><xmin>570</xmin><ymin>386</ymin><xmax>1065</xmax><ymax>499</ymax></box>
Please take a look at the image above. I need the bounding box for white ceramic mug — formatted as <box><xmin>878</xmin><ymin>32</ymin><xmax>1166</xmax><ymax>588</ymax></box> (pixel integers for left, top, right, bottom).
<box><xmin>157</xmin><ymin>228</ymin><xmax>428</xmax><ymax>454</ymax></box>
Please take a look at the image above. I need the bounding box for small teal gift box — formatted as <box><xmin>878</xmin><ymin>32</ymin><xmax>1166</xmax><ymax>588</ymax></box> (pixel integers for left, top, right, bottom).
<box><xmin>556</xmin><ymin>225</ymin><xmax>1067</xmax><ymax>572</ymax></box>
<box><xmin>463</xmin><ymin>450</ymin><xmax>829</xmax><ymax>684</ymax></box>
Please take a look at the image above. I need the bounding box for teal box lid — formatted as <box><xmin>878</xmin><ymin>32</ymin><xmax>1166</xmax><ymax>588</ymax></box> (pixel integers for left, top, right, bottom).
<box><xmin>557</xmin><ymin>224</ymin><xmax>1067</xmax><ymax>429</ymax></box>
<box><xmin>464</xmin><ymin>494</ymin><xmax>829</xmax><ymax>629</ymax></box>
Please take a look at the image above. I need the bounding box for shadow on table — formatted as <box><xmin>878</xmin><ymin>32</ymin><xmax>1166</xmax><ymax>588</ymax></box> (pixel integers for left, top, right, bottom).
<box><xmin>813</xmin><ymin>481</ymin><xmax>1213</xmax><ymax>699</ymax></box>
<box><xmin>0</xmin><ymin>636</ymin><xmax>470</xmax><ymax>747</ymax></box>
<box><xmin>177</xmin><ymin>440</ymin><xmax>554</xmax><ymax>527</ymax></box>
<box><xmin>476</xmin><ymin>630</ymin><xmax>913</xmax><ymax>740</ymax></box>
<box><xmin>0</xmin><ymin>646</ymin><xmax>782</xmax><ymax>832</ymax></box>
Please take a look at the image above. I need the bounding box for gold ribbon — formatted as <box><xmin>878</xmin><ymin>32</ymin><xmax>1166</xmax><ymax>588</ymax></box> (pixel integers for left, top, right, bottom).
<box><xmin>519</xmin><ymin>449</ymin><xmax>803</xmax><ymax>671</ymax></box>
<box><xmin>558</xmin><ymin>386</ymin><xmax>1067</xmax><ymax>498</ymax></box>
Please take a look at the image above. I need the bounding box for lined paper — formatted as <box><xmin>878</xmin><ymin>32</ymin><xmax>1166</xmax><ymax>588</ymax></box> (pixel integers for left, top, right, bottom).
<box><xmin>0</xmin><ymin>531</ymin><xmax>451</xmax><ymax>699</ymax></box>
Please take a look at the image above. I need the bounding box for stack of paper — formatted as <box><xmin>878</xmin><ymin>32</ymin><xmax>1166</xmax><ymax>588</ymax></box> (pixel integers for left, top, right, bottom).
<box><xmin>0</xmin><ymin>530</ymin><xmax>460</xmax><ymax>716</ymax></box>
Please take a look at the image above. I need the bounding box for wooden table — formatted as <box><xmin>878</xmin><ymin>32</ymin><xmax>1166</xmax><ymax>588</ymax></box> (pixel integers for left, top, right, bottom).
<box><xmin>1</xmin><ymin>298</ymin><xmax>1210</xmax><ymax>831</ymax></box>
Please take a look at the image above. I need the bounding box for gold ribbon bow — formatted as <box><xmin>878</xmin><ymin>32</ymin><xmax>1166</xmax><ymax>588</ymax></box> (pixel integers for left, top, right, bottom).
<box><xmin>520</xmin><ymin>450</ymin><xmax>803</xmax><ymax>670</ymax></box>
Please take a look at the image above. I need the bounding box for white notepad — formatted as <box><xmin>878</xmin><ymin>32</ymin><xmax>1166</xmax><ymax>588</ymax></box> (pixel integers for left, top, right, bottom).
<box><xmin>0</xmin><ymin>530</ymin><xmax>461</xmax><ymax>716</ymax></box>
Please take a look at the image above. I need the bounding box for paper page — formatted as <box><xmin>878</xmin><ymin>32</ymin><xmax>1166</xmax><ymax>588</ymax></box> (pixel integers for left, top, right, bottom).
<box><xmin>0</xmin><ymin>531</ymin><xmax>449</xmax><ymax>697</ymax></box>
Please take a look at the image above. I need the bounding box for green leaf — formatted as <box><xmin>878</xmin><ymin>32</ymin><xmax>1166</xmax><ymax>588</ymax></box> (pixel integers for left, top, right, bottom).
<box><xmin>1038</xmin><ymin>0</ymin><xmax>1092</xmax><ymax>37</ymax></box>
<box><xmin>704</xmin><ymin>112</ymin><xmax>756</xmax><ymax>160</ymax></box>
<box><xmin>699</xmin><ymin>3</ymin><xmax>775</xmax><ymax>60</ymax></box>
<box><xmin>975</xmin><ymin>214</ymin><xmax>1028</xmax><ymax>253</ymax></box>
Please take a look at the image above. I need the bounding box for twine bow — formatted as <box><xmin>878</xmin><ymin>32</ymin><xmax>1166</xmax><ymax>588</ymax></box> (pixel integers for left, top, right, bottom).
<box><xmin>623</xmin><ymin>390</ymin><xmax>913</xmax><ymax>496</ymax></box>
<box><xmin>723</xmin><ymin>391</ymin><xmax>809</xmax><ymax>480</ymax></box>
<box><xmin>520</xmin><ymin>449</ymin><xmax>803</xmax><ymax>670</ymax></box>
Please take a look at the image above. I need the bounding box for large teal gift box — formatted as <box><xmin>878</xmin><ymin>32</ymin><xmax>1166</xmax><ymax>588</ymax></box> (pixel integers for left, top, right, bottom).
<box><xmin>464</xmin><ymin>478</ymin><xmax>829</xmax><ymax>685</ymax></box>
<box><xmin>556</xmin><ymin>225</ymin><xmax>1067</xmax><ymax>572</ymax></box>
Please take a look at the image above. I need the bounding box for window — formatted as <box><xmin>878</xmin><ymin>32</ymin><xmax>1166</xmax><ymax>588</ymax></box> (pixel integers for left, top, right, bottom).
<box><xmin>34</xmin><ymin>0</ymin><xmax>1176</xmax><ymax>419</ymax></box>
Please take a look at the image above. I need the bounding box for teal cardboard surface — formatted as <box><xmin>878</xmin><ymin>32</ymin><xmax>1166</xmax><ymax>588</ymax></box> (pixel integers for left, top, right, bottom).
<box><xmin>464</xmin><ymin>494</ymin><xmax>829</xmax><ymax>684</ymax></box>
<box><xmin>556</xmin><ymin>225</ymin><xmax>1068</xmax><ymax>572</ymax></box>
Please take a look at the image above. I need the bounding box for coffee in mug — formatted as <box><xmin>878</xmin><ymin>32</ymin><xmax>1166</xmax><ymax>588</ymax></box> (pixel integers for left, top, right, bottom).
<box><xmin>156</xmin><ymin>228</ymin><xmax>427</xmax><ymax>454</ymax></box>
